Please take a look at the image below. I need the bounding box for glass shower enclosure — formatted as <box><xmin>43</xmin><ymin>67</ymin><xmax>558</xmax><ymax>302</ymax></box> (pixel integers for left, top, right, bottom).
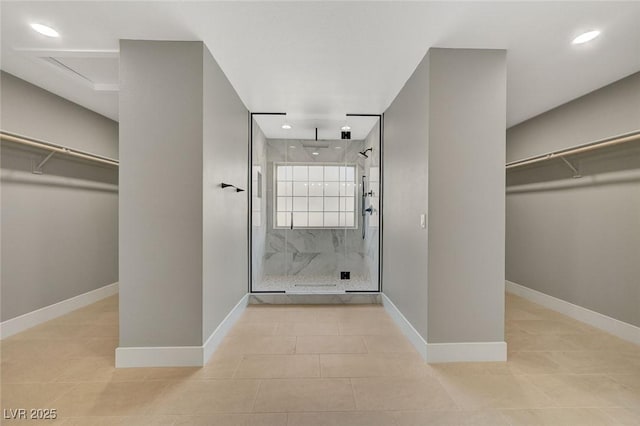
<box><xmin>250</xmin><ymin>114</ymin><xmax>381</xmax><ymax>293</ymax></box>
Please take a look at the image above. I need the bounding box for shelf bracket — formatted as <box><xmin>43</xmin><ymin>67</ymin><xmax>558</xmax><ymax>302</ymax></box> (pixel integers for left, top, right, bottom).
<box><xmin>32</xmin><ymin>150</ymin><xmax>56</xmax><ymax>175</ymax></box>
<box><xmin>559</xmin><ymin>156</ymin><xmax>581</xmax><ymax>178</ymax></box>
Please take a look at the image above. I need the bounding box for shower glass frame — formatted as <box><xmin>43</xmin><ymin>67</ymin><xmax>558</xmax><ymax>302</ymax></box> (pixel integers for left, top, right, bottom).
<box><xmin>248</xmin><ymin>112</ymin><xmax>383</xmax><ymax>294</ymax></box>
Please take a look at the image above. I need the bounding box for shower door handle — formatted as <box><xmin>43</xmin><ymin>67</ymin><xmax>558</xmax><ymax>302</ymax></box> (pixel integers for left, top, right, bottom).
<box><xmin>290</xmin><ymin>211</ymin><xmax>294</xmax><ymax>230</ymax></box>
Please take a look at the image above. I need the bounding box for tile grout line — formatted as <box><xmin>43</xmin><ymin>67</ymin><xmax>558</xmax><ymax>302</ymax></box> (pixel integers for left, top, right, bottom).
<box><xmin>348</xmin><ymin>377</ymin><xmax>359</xmax><ymax>411</ymax></box>
<box><xmin>43</xmin><ymin>381</ymin><xmax>81</xmax><ymax>411</ymax></box>
<box><xmin>428</xmin><ymin>370</ymin><xmax>464</xmax><ymax>412</ymax></box>
<box><xmin>250</xmin><ymin>379</ymin><xmax>263</xmax><ymax>413</ymax></box>
<box><xmin>361</xmin><ymin>335</ymin><xmax>370</xmax><ymax>354</ymax></box>
<box><xmin>498</xmin><ymin>409</ymin><xmax>517</xmax><ymax>426</ymax></box>
<box><xmin>592</xmin><ymin>406</ymin><xmax>628</xmax><ymax>425</ymax></box>
<box><xmin>230</xmin><ymin>354</ymin><xmax>246</xmax><ymax>379</ymax></box>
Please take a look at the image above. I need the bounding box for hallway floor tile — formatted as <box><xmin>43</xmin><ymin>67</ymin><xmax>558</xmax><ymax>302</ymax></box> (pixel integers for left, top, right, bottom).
<box><xmin>1</xmin><ymin>292</ymin><xmax>639</xmax><ymax>424</ymax></box>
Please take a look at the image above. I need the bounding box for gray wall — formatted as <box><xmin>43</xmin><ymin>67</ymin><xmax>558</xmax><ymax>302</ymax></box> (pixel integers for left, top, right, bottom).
<box><xmin>1</xmin><ymin>72</ymin><xmax>118</xmax><ymax>321</ymax></box>
<box><xmin>508</xmin><ymin>72</ymin><xmax>640</xmax><ymax>162</ymax></box>
<box><xmin>119</xmin><ymin>40</ymin><xmax>249</xmax><ymax>348</ymax></box>
<box><xmin>506</xmin><ymin>72</ymin><xmax>640</xmax><ymax>327</ymax></box>
<box><xmin>119</xmin><ymin>41</ymin><xmax>204</xmax><ymax>347</ymax></box>
<box><xmin>383</xmin><ymin>51</ymin><xmax>430</xmax><ymax>338</ymax></box>
<box><xmin>426</xmin><ymin>49</ymin><xmax>506</xmax><ymax>343</ymax></box>
<box><xmin>1</xmin><ymin>71</ymin><xmax>118</xmax><ymax>158</ymax></box>
<box><xmin>383</xmin><ymin>48</ymin><xmax>506</xmax><ymax>344</ymax></box>
<box><xmin>202</xmin><ymin>46</ymin><xmax>249</xmax><ymax>340</ymax></box>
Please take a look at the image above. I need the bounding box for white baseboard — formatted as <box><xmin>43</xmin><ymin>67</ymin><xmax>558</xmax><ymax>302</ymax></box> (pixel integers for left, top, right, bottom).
<box><xmin>203</xmin><ymin>293</ymin><xmax>249</xmax><ymax>363</ymax></box>
<box><xmin>0</xmin><ymin>282</ymin><xmax>119</xmax><ymax>339</ymax></box>
<box><xmin>382</xmin><ymin>293</ymin><xmax>507</xmax><ymax>363</ymax></box>
<box><xmin>426</xmin><ymin>342</ymin><xmax>507</xmax><ymax>363</ymax></box>
<box><xmin>115</xmin><ymin>345</ymin><xmax>204</xmax><ymax>368</ymax></box>
<box><xmin>506</xmin><ymin>280</ymin><xmax>640</xmax><ymax>346</ymax></box>
<box><xmin>116</xmin><ymin>294</ymin><xmax>249</xmax><ymax>368</ymax></box>
<box><xmin>381</xmin><ymin>293</ymin><xmax>428</xmax><ymax>361</ymax></box>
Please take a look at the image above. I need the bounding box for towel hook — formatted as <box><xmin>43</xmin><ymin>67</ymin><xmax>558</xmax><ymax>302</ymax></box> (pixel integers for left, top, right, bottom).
<box><xmin>221</xmin><ymin>182</ymin><xmax>245</xmax><ymax>192</ymax></box>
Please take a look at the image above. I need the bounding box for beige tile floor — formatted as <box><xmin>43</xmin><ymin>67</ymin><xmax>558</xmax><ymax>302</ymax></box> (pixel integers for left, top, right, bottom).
<box><xmin>1</xmin><ymin>293</ymin><xmax>640</xmax><ymax>425</ymax></box>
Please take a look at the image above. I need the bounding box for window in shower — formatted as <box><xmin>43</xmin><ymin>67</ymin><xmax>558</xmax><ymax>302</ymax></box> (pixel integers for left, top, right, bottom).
<box><xmin>274</xmin><ymin>163</ymin><xmax>357</xmax><ymax>229</ymax></box>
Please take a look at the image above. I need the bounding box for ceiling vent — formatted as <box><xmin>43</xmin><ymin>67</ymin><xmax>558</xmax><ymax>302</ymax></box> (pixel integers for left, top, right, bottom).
<box><xmin>14</xmin><ymin>48</ymin><xmax>119</xmax><ymax>92</ymax></box>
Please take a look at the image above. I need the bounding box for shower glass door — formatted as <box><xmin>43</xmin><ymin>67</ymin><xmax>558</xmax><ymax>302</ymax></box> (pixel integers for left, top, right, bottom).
<box><xmin>251</xmin><ymin>115</ymin><xmax>381</xmax><ymax>293</ymax></box>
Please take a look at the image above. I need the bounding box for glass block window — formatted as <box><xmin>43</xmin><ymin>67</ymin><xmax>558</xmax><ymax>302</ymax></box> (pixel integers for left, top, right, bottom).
<box><xmin>275</xmin><ymin>163</ymin><xmax>357</xmax><ymax>229</ymax></box>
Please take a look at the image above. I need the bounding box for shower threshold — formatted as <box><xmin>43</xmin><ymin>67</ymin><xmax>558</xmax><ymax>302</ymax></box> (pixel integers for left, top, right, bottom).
<box><xmin>294</xmin><ymin>283</ymin><xmax>337</xmax><ymax>287</ymax></box>
<box><xmin>249</xmin><ymin>292</ymin><xmax>382</xmax><ymax>305</ymax></box>
<box><xmin>254</xmin><ymin>275</ymin><xmax>375</xmax><ymax>293</ymax></box>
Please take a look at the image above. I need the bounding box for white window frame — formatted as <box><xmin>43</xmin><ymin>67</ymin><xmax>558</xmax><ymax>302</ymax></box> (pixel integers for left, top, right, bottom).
<box><xmin>273</xmin><ymin>162</ymin><xmax>359</xmax><ymax>230</ymax></box>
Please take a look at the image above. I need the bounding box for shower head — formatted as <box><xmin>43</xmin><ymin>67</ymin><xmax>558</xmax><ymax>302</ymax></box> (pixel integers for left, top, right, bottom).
<box><xmin>358</xmin><ymin>148</ymin><xmax>373</xmax><ymax>158</ymax></box>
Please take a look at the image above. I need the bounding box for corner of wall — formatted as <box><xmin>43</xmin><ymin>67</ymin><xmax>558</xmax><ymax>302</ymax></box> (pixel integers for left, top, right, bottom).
<box><xmin>116</xmin><ymin>293</ymin><xmax>249</xmax><ymax>368</ymax></box>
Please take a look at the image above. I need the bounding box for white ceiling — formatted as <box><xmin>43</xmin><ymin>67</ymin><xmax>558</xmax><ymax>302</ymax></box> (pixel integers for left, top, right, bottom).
<box><xmin>254</xmin><ymin>114</ymin><xmax>379</xmax><ymax>141</ymax></box>
<box><xmin>2</xmin><ymin>1</ymin><xmax>639</xmax><ymax>137</ymax></box>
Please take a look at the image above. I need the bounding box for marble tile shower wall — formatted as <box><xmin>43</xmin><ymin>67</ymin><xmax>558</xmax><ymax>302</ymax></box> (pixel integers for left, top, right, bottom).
<box><xmin>262</xmin><ymin>139</ymin><xmax>371</xmax><ymax>285</ymax></box>
<box><xmin>363</xmin><ymin>122</ymin><xmax>381</xmax><ymax>290</ymax></box>
<box><xmin>251</xmin><ymin>125</ymin><xmax>268</xmax><ymax>287</ymax></box>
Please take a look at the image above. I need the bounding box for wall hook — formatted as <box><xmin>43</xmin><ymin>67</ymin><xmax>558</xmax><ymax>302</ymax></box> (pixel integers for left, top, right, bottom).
<box><xmin>221</xmin><ymin>182</ymin><xmax>245</xmax><ymax>192</ymax></box>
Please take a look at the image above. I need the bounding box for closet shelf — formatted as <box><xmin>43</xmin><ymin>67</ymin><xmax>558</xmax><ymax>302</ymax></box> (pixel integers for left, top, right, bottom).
<box><xmin>506</xmin><ymin>130</ymin><xmax>640</xmax><ymax>170</ymax></box>
<box><xmin>0</xmin><ymin>130</ymin><xmax>119</xmax><ymax>168</ymax></box>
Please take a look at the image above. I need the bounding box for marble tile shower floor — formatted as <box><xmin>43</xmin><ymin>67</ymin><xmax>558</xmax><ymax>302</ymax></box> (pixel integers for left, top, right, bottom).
<box><xmin>1</xmin><ymin>293</ymin><xmax>640</xmax><ymax>425</ymax></box>
<box><xmin>255</xmin><ymin>274</ymin><xmax>375</xmax><ymax>293</ymax></box>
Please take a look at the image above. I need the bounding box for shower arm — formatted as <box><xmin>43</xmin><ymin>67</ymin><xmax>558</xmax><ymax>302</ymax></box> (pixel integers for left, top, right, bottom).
<box><xmin>359</xmin><ymin>147</ymin><xmax>373</xmax><ymax>158</ymax></box>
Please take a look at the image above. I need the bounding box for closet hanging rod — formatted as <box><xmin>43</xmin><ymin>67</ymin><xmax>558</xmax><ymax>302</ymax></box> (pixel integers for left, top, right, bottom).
<box><xmin>506</xmin><ymin>130</ymin><xmax>640</xmax><ymax>170</ymax></box>
<box><xmin>0</xmin><ymin>130</ymin><xmax>119</xmax><ymax>167</ymax></box>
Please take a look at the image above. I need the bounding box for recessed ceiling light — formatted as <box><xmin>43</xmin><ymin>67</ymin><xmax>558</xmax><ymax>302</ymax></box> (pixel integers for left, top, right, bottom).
<box><xmin>289</xmin><ymin>145</ymin><xmax>296</xmax><ymax>149</ymax></box>
<box><xmin>30</xmin><ymin>23</ymin><xmax>59</xmax><ymax>38</ymax></box>
<box><xmin>341</xmin><ymin>125</ymin><xmax>351</xmax><ymax>131</ymax></box>
<box><xmin>281</xmin><ymin>123</ymin><xmax>292</xmax><ymax>130</ymax></box>
<box><xmin>334</xmin><ymin>146</ymin><xmax>342</xmax><ymax>149</ymax></box>
<box><xmin>572</xmin><ymin>30</ymin><xmax>600</xmax><ymax>45</ymax></box>
<box><xmin>312</xmin><ymin>152</ymin><xmax>319</xmax><ymax>156</ymax></box>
